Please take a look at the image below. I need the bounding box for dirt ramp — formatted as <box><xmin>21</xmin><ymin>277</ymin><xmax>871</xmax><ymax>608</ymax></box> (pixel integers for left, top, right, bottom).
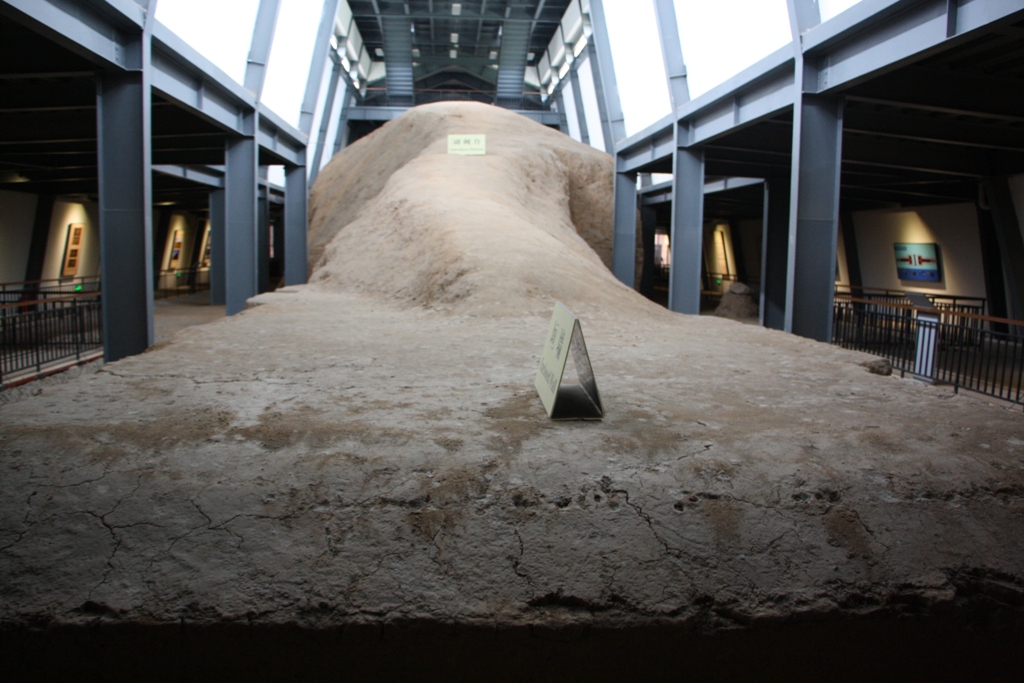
<box><xmin>308</xmin><ymin>102</ymin><xmax>652</xmax><ymax>316</ymax></box>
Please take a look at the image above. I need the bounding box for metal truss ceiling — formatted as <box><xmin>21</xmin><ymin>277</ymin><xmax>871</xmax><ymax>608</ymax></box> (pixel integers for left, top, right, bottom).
<box><xmin>349</xmin><ymin>0</ymin><xmax>570</xmax><ymax>105</ymax></box>
<box><xmin>0</xmin><ymin>9</ymin><xmax>302</xmax><ymax>210</ymax></box>
<box><xmin>617</xmin><ymin>4</ymin><xmax>1024</xmax><ymax>213</ymax></box>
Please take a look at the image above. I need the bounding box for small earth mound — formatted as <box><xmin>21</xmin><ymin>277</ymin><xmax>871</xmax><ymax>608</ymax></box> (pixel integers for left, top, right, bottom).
<box><xmin>714</xmin><ymin>281</ymin><xmax>759</xmax><ymax>320</ymax></box>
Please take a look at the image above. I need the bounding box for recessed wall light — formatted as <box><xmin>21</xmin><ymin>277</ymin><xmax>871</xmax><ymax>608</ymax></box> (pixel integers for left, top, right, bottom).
<box><xmin>451</xmin><ymin>32</ymin><xmax>459</xmax><ymax>43</ymax></box>
<box><xmin>452</xmin><ymin>3</ymin><xmax>461</xmax><ymax>15</ymax></box>
<box><xmin>450</xmin><ymin>48</ymin><xmax>458</xmax><ymax>58</ymax></box>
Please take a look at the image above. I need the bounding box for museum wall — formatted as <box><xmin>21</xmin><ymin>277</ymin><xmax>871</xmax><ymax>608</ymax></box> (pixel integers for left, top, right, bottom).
<box><xmin>849</xmin><ymin>202</ymin><xmax>986</xmax><ymax>298</ymax></box>
<box><xmin>734</xmin><ymin>218</ymin><xmax>763</xmax><ymax>287</ymax></box>
<box><xmin>159</xmin><ymin>212</ymin><xmax>198</xmax><ymax>271</ymax></box>
<box><xmin>836</xmin><ymin>222</ymin><xmax>851</xmax><ymax>288</ymax></box>
<box><xmin>41</xmin><ymin>199</ymin><xmax>100</xmax><ymax>282</ymax></box>
<box><xmin>0</xmin><ymin>189</ymin><xmax>38</xmax><ymax>284</ymax></box>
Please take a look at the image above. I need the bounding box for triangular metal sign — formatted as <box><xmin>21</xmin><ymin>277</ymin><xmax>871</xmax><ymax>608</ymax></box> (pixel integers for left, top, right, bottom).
<box><xmin>534</xmin><ymin>302</ymin><xmax>603</xmax><ymax>420</ymax></box>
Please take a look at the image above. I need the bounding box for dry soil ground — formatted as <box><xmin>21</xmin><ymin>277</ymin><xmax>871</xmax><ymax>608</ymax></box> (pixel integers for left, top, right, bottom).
<box><xmin>2</xmin><ymin>102</ymin><xmax>1023</xmax><ymax>680</ymax></box>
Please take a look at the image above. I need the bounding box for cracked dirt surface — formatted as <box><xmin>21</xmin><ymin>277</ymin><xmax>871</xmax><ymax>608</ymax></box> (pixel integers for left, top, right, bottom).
<box><xmin>3</xmin><ymin>103</ymin><xmax>1024</xmax><ymax>676</ymax></box>
<box><xmin>1</xmin><ymin>287</ymin><xmax>1023</xmax><ymax>644</ymax></box>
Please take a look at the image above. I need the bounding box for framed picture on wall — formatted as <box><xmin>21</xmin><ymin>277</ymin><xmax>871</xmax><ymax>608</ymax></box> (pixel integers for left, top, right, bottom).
<box><xmin>61</xmin><ymin>223</ymin><xmax>84</xmax><ymax>279</ymax></box>
<box><xmin>168</xmin><ymin>229</ymin><xmax>184</xmax><ymax>269</ymax></box>
<box><xmin>894</xmin><ymin>242</ymin><xmax>942</xmax><ymax>282</ymax></box>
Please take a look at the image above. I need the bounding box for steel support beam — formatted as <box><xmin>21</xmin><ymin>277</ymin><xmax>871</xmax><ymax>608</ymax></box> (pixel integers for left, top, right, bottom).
<box><xmin>257</xmin><ymin>191</ymin><xmax>270</xmax><ymax>293</ymax></box>
<box><xmin>310</xmin><ymin>57</ymin><xmax>344</xmax><ymax>184</ymax></box>
<box><xmin>224</xmin><ymin>123</ymin><xmax>259</xmax><ymax>315</ymax></box>
<box><xmin>669</xmin><ymin>131</ymin><xmax>705</xmax><ymax>314</ymax></box>
<box><xmin>208</xmin><ymin>188</ymin><xmax>226</xmax><ymax>305</ymax></box>
<box><xmin>284</xmin><ymin>165</ymin><xmax>309</xmax><ymax>286</ymax></box>
<box><xmin>299</xmin><ymin>0</ymin><xmax>341</xmax><ymax>135</ymax></box>
<box><xmin>569</xmin><ymin>68</ymin><xmax>590</xmax><ymax>145</ymax></box>
<box><xmin>805</xmin><ymin>0</ymin><xmax>1024</xmax><ymax>94</ymax></box>
<box><xmin>612</xmin><ymin>170</ymin><xmax>637</xmax><ymax>286</ymax></box>
<box><xmin>785</xmin><ymin>94</ymin><xmax>844</xmax><ymax>341</ymax></box>
<box><xmin>244</xmin><ymin>0</ymin><xmax>282</xmax><ymax>98</ymax></box>
<box><xmin>0</xmin><ymin>0</ymin><xmax>143</xmax><ymax>70</ymax></box>
<box><xmin>333</xmin><ymin>89</ymin><xmax>353</xmax><ymax>155</ymax></box>
<box><xmin>653</xmin><ymin>0</ymin><xmax>689</xmax><ymax>110</ymax></box>
<box><xmin>983</xmin><ymin>177</ymin><xmax>1024</xmax><ymax>320</ymax></box>
<box><xmin>640</xmin><ymin>204</ymin><xmax>657</xmax><ymax>300</ymax></box>
<box><xmin>584</xmin><ymin>0</ymin><xmax>627</xmax><ymax>152</ymax></box>
<box><xmin>761</xmin><ymin>179</ymin><xmax>789</xmax><ymax>330</ymax></box>
<box><xmin>97</xmin><ymin>66</ymin><xmax>154</xmax><ymax>361</ymax></box>
<box><xmin>553</xmin><ymin>89</ymin><xmax>570</xmax><ymax>136</ymax></box>
<box><xmin>785</xmin><ymin>0</ymin><xmax>821</xmax><ymax>40</ymax></box>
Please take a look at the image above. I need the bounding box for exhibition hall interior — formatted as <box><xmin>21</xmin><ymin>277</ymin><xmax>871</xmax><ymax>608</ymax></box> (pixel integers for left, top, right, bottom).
<box><xmin>1</xmin><ymin>0</ymin><xmax>1024</xmax><ymax>679</ymax></box>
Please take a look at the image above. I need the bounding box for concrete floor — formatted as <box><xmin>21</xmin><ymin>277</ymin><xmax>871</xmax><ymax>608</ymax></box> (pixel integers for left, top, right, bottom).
<box><xmin>1</xmin><ymin>286</ymin><xmax>1023</xmax><ymax>679</ymax></box>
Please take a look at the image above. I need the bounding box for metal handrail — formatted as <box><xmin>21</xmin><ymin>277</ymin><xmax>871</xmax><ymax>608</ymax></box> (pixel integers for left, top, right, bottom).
<box><xmin>833</xmin><ymin>297</ymin><xmax>1023</xmax><ymax>405</ymax></box>
<box><xmin>1</xmin><ymin>294</ymin><xmax>103</xmax><ymax>385</ymax></box>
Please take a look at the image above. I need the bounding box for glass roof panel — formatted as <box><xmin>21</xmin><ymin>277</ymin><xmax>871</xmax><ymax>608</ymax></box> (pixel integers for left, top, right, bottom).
<box><xmin>155</xmin><ymin>0</ymin><xmax>261</xmax><ymax>85</ymax></box>
<box><xmin>672</xmin><ymin>0</ymin><xmax>791</xmax><ymax>99</ymax></box>
<box><xmin>603</xmin><ymin>0</ymin><xmax>671</xmax><ymax>137</ymax></box>
<box><xmin>820</xmin><ymin>0</ymin><xmax>866</xmax><ymax>23</ymax></box>
<box><xmin>261</xmin><ymin>0</ymin><xmax>326</xmax><ymax>126</ymax></box>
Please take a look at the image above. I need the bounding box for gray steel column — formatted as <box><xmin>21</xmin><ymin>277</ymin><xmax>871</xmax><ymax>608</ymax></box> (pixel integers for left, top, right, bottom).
<box><xmin>569</xmin><ymin>68</ymin><xmax>590</xmax><ymax>145</ymax></box>
<box><xmin>309</xmin><ymin>57</ymin><xmax>343</xmax><ymax>185</ymax></box>
<box><xmin>786</xmin><ymin>0</ymin><xmax>822</xmax><ymax>40</ymax></box>
<box><xmin>332</xmin><ymin>90</ymin><xmax>353</xmax><ymax>156</ymax></box>
<box><xmin>257</xmin><ymin>192</ymin><xmax>269</xmax><ymax>293</ymax></box>
<box><xmin>639</xmin><ymin>204</ymin><xmax>657</xmax><ymax>299</ymax></box>
<box><xmin>224</xmin><ymin>123</ymin><xmax>259</xmax><ymax>315</ymax></box>
<box><xmin>244</xmin><ymin>0</ymin><xmax>282</xmax><ymax>97</ymax></box>
<box><xmin>285</xmin><ymin>164</ymin><xmax>309</xmax><ymax>286</ymax></box>
<box><xmin>785</xmin><ymin>94</ymin><xmax>844</xmax><ymax>341</ymax></box>
<box><xmin>668</xmin><ymin>134</ymin><xmax>704</xmax><ymax>314</ymax></box>
<box><xmin>96</xmin><ymin>26</ymin><xmax>154</xmax><ymax>361</ymax></box>
<box><xmin>553</xmin><ymin>90</ymin><xmax>570</xmax><ymax>135</ymax></box>
<box><xmin>612</xmin><ymin>169</ymin><xmax>637</xmax><ymax>286</ymax></box>
<box><xmin>23</xmin><ymin>195</ymin><xmax>55</xmax><ymax>285</ymax></box>
<box><xmin>208</xmin><ymin>189</ymin><xmax>226</xmax><ymax>306</ymax></box>
<box><xmin>840</xmin><ymin>212</ymin><xmax>863</xmax><ymax>291</ymax></box>
<box><xmin>299</xmin><ymin>0</ymin><xmax>342</xmax><ymax>135</ymax></box>
<box><xmin>760</xmin><ymin>179</ymin><xmax>789</xmax><ymax>330</ymax></box>
<box><xmin>983</xmin><ymin>177</ymin><xmax>1024</xmax><ymax>320</ymax></box>
<box><xmin>585</xmin><ymin>0</ymin><xmax>627</xmax><ymax>152</ymax></box>
<box><xmin>653</xmin><ymin>0</ymin><xmax>689</xmax><ymax>109</ymax></box>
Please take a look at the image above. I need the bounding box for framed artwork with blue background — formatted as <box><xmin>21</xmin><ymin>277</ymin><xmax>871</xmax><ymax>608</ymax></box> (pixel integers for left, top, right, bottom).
<box><xmin>894</xmin><ymin>243</ymin><xmax>942</xmax><ymax>282</ymax></box>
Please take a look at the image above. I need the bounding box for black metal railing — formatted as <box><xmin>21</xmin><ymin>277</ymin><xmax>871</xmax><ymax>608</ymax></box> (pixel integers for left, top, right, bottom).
<box><xmin>155</xmin><ymin>265</ymin><xmax>210</xmax><ymax>300</ymax></box>
<box><xmin>1</xmin><ymin>292</ymin><xmax>103</xmax><ymax>385</ymax></box>
<box><xmin>0</xmin><ymin>276</ymin><xmax>101</xmax><ymax>314</ymax></box>
<box><xmin>833</xmin><ymin>296</ymin><xmax>1023</xmax><ymax>405</ymax></box>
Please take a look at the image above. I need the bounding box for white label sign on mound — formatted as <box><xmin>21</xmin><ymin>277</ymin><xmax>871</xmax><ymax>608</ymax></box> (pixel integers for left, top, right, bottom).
<box><xmin>534</xmin><ymin>302</ymin><xmax>603</xmax><ymax>420</ymax></box>
<box><xmin>447</xmin><ymin>134</ymin><xmax>486</xmax><ymax>155</ymax></box>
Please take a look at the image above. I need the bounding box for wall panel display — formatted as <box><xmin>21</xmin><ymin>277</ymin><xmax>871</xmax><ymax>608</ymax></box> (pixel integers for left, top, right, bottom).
<box><xmin>894</xmin><ymin>242</ymin><xmax>941</xmax><ymax>282</ymax></box>
<box><xmin>168</xmin><ymin>229</ymin><xmax>184</xmax><ymax>269</ymax></box>
<box><xmin>61</xmin><ymin>224</ymin><xmax>84</xmax><ymax>278</ymax></box>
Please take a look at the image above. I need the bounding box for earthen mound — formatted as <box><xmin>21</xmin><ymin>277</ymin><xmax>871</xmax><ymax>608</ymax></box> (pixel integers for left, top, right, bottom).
<box><xmin>308</xmin><ymin>102</ymin><xmax>654</xmax><ymax>316</ymax></box>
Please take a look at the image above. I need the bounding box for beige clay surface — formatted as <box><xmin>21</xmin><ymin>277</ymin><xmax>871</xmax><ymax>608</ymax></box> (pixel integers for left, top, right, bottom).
<box><xmin>1</xmin><ymin>103</ymin><xmax>1022</xmax><ymax>641</ymax></box>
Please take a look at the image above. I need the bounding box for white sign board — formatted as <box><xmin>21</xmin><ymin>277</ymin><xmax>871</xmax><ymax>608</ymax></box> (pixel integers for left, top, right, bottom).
<box><xmin>534</xmin><ymin>302</ymin><xmax>603</xmax><ymax>420</ymax></box>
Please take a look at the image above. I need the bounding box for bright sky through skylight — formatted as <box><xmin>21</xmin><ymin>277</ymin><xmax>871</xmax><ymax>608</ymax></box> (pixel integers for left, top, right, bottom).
<box><xmin>154</xmin><ymin>0</ymin><xmax>867</xmax><ymax>141</ymax></box>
